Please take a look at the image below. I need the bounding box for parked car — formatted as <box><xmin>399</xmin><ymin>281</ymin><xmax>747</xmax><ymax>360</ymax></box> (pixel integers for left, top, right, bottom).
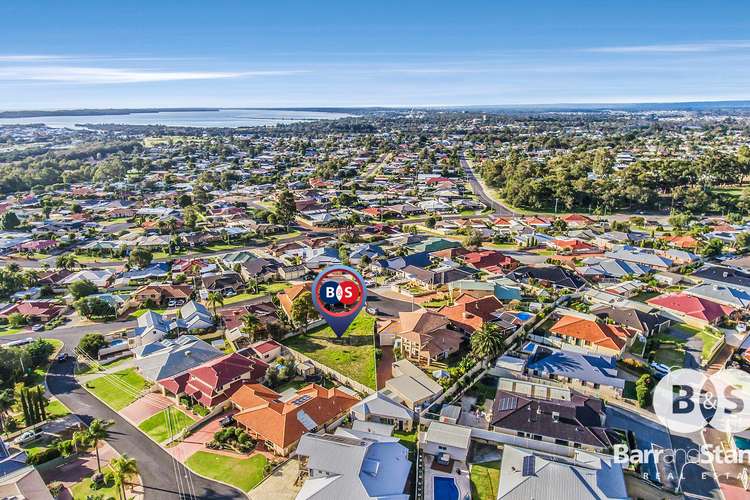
<box><xmin>57</xmin><ymin>353</ymin><xmax>69</xmax><ymax>362</ymax></box>
<box><xmin>219</xmin><ymin>415</ymin><xmax>235</xmax><ymax>428</ymax></box>
<box><xmin>13</xmin><ymin>430</ymin><xmax>38</xmax><ymax>445</ymax></box>
<box><xmin>366</xmin><ymin>306</ymin><xmax>379</xmax><ymax>315</ymax></box>
<box><xmin>650</xmin><ymin>362</ymin><xmax>671</xmax><ymax>378</ymax></box>
<box><xmin>31</xmin><ymin>324</ymin><xmax>44</xmax><ymax>332</ymax></box>
<box><xmin>167</xmin><ymin>299</ymin><xmax>177</xmax><ymax>307</ymax></box>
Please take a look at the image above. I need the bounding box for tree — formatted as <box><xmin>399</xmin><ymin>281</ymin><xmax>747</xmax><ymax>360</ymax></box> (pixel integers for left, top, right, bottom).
<box><xmin>274</xmin><ymin>190</ymin><xmax>297</xmax><ymax>230</ymax></box>
<box><xmin>0</xmin><ymin>211</ymin><xmax>20</xmax><ymax>230</ymax></box>
<box><xmin>291</xmin><ymin>291</ymin><xmax>317</xmax><ymax>328</ymax></box>
<box><xmin>68</xmin><ymin>279</ymin><xmax>98</xmax><ymax>300</ymax></box>
<box><xmin>77</xmin><ymin>333</ymin><xmax>107</xmax><ymax>358</ymax></box>
<box><xmin>75</xmin><ymin>297</ymin><xmax>115</xmax><ymax>320</ymax></box>
<box><xmin>85</xmin><ymin>419</ymin><xmax>112</xmax><ymax>473</ymax></box>
<box><xmin>0</xmin><ymin>389</ymin><xmax>15</xmax><ymax>432</ymax></box>
<box><xmin>240</xmin><ymin>313</ymin><xmax>262</xmax><ymax>343</ymax></box>
<box><xmin>128</xmin><ymin>247</ymin><xmax>153</xmax><ymax>269</ymax></box>
<box><xmin>177</xmin><ymin>194</ymin><xmax>193</xmax><ymax>208</ymax></box>
<box><xmin>462</xmin><ymin>228</ymin><xmax>482</xmax><ymax>249</ymax></box>
<box><xmin>206</xmin><ymin>291</ymin><xmax>224</xmax><ymax>318</ymax></box>
<box><xmin>56</xmin><ymin>253</ymin><xmax>78</xmax><ymax>270</ymax></box>
<box><xmin>470</xmin><ymin>323</ymin><xmax>507</xmax><ymax>363</ymax></box>
<box><xmin>110</xmin><ymin>454</ymin><xmax>138</xmax><ymax>500</ymax></box>
<box><xmin>425</xmin><ymin>216</ymin><xmax>437</xmax><ymax>229</ymax></box>
<box><xmin>701</xmin><ymin>238</ymin><xmax>724</xmax><ymax>258</ymax></box>
<box><xmin>635</xmin><ymin>373</ymin><xmax>653</xmax><ymax>408</ymax></box>
<box><xmin>7</xmin><ymin>313</ymin><xmax>27</xmax><ymax>328</ymax></box>
<box><xmin>735</xmin><ymin>232</ymin><xmax>750</xmax><ymax>253</ymax></box>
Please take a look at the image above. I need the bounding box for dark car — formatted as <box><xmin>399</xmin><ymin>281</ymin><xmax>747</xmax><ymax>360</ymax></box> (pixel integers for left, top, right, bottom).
<box><xmin>219</xmin><ymin>415</ymin><xmax>235</xmax><ymax>428</ymax></box>
<box><xmin>57</xmin><ymin>353</ymin><xmax>69</xmax><ymax>362</ymax></box>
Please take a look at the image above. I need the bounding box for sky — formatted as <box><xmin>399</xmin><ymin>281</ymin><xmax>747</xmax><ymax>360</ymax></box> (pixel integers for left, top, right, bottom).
<box><xmin>1</xmin><ymin>0</ymin><xmax>750</xmax><ymax>109</ymax></box>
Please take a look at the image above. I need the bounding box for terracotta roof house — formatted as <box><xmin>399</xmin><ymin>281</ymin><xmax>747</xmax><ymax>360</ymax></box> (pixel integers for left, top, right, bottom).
<box><xmin>662</xmin><ymin>235</ymin><xmax>700</xmax><ymax>250</ymax></box>
<box><xmin>437</xmin><ymin>294</ymin><xmax>505</xmax><ymax>334</ymax></box>
<box><xmin>230</xmin><ymin>383</ymin><xmax>359</xmax><ymax>456</ymax></box>
<box><xmin>131</xmin><ymin>284</ymin><xmax>192</xmax><ymax>307</ymax></box>
<box><xmin>550</xmin><ymin>238</ymin><xmax>598</xmax><ymax>255</ymax></box>
<box><xmin>646</xmin><ymin>293</ymin><xmax>735</xmax><ymax>327</ymax></box>
<box><xmin>158</xmin><ymin>352</ymin><xmax>268</xmax><ymax>408</ymax></box>
<box><xmin>560</xmin><ymin>214</ymin><xmax>596</xmax><ymax>228</ymax></box>
<box><xmin>0</xmin><ymin>300</ymin><xmax>64</xmax><ymax>323</ymax></box>
<box><xmin>549</xmin><ymin>314</ymin><xmax>634</xmax><ymax>356</ymax></box>
<box><xmin>277</xmin><ymin>282</ymin><xmax>311</xmax><ymax>319</ymax></box>
<box><xmin>462</xmin><ymin>250</ymin><xmax>519</xmax><ymax>272</ymax></box>
<box><xmin>200</xmin><ymin>272</ymin><xmax>245</xmax><ymax>296</ymax></box>
<box><xmin>391</xmin><ymin>310</ymin><xmax>463</xmax><ymax>366</ymax></box>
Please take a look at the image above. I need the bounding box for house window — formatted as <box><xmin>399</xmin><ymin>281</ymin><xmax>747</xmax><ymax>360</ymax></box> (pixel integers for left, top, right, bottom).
<box><xmin>438</xmin><ymin>445</ymin><xmax>447</xmax><ymax>451</ymax></box>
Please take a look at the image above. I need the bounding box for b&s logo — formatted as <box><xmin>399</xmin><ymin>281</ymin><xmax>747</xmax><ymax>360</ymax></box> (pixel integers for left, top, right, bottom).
<box><xmin>653</xmin><ymin>368</ymin><xmax>750</xmax><ymax>434</ymax></box>
<box><xmin>320</xmin><ymin>279</ymin><xmax>361</xmax><ymax>307</ymax></box>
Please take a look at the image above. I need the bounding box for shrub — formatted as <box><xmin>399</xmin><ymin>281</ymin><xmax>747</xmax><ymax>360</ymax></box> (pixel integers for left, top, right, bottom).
<box><xmin>27</xmin><ymin>446</ymin><xmax>61</xmax><ymax>465</ymax></box>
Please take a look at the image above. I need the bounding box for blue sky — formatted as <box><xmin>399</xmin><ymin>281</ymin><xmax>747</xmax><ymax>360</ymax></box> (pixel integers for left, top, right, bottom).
<box><xmin>1</xmin><ymin>0</ymin><xmax>749</xmax><ymax>109</ymax></box>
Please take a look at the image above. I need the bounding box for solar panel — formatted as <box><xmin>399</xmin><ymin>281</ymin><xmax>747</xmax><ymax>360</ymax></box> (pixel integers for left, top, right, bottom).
<box><xmin>522</xmin><ymin>455</ymin><xmax>536</xmax><ymax>476</ymax></box>
<box><xmin>292</xmin><ymin>395</ymin><xmax>312</xmax><ymax>406</ymax></box>
<box><xmin>296</xmin><ymin>410</ymin><xmax>317</xmax><ymax>431</ymax></box>
<box><xmin>498</xmin><ymin>397</ymin><xmax>518</xmax><ymax>411</ymax></box>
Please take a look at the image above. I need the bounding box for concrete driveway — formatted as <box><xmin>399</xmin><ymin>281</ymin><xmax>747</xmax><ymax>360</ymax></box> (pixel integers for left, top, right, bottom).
<box><xmin>120</xmin><ymin>393</ymin><xmax>174</xmax><ymax>425</ymax></box>
<box><xmin>247</xmin><ymin>458</ymin><xmax>302</xmax><ymax>500</ymax></box>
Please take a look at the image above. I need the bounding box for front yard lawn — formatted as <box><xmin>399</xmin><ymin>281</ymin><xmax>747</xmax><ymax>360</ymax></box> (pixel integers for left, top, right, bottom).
<box><xmin>0</xmin><ymin>326</ymin><xmax>24</xmax><ymax>336</ymax></box>
<box><xmin>471</xmin><ymin>460</ymin><xmax>501</xmax><ymax>500</ymax></box>
<box><xmin>223</xmin><ymin>282</ymin><xmax>291</xmax><ymax>305</ymax></box>
<box><xmin>186</xmin><ymin>451</ymin><xmax>268</xmax><ymax>492</ymax></box>
<box><xmin>283</xmin><ymin>312</ymin><xmax>376</xmax><ymax>389</ymax></box>
<box><xmin>130</xmin><ymin>308</ymin><xmax>166</xmax><ymax>318</ymax></box>
<box><xmin>138</xmin><ymin>407</ymin><xmax>194</xmax><ymax>443</ymax></box>
<box><xmin>85</xmin><ymin>368</ymin><xmax>151</xmax><ymax>410</ymax></box>
<box><xmin>46</xmin><ymin>398</ymin><xmax>71</xmax><ymax>420</ymax></box>
<box><xmin>70</xmin><ymin>466</ymin><xmax>121</xmax><ymax>499</ymax></box>
<box><xmin>699</xmin><ymin>330</ymin><xmax>722</xmax><ymax>361</ymax></box>
<box><xmin>653</xmin><ymin>347</ymin><xmax>685</xmax><ymax>368</ymax></box>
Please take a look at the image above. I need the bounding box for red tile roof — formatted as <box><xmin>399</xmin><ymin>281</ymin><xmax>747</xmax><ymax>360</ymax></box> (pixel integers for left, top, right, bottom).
<box><xmin>550</xmin><ymin>315</ymin><xmax>632</xmax><ymax>352</ymax></box>
<box><xmin>647</xmin><ymin>293</ymin><xmax>735</xmax><ymax>323</ymax></box>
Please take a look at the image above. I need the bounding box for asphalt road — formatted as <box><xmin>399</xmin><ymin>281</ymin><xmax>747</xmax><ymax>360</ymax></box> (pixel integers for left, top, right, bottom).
<box><xmin>367</xmin><ymin>289</ymin><xmax>420</xmax><ymax>318</ymax></box>
<box><xmin>461</xmin><ymin>156</ymin><xmax>515</xmax><ymax>216</ymax></box>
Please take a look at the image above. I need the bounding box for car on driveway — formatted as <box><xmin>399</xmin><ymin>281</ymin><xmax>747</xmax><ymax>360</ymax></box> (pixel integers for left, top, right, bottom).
<box><xmin>13</xmin><ymin>430</ymin><xmax>39</xmax><ymax>445</ymax></box>
<box><xmin>31</xmin><ymin>324</ymin><xmax>44</xmax><ymax>332</ymax></box>
<box><xmin>57</xmin><ymin>353</ymin><xmax>69</xmax><ymax>362</ymax></box>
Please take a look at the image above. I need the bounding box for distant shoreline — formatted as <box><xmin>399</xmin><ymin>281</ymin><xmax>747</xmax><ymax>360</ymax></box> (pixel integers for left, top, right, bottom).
<box><xmin>0</xmin><ymin>108</ymin><xmax>220</xmax><ymax>119</ymax></box>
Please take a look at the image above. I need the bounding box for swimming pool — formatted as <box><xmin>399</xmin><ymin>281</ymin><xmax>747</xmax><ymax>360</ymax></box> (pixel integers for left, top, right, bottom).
<box><xmin>515</xmin><ymin>311</ymin><xmax>533</xmax><ymax>321</ymax></box>
<box><xmin>434</xmin><ymin>476</ymin><xmax>459</xmax><ymax>500</ymax></box>
<box><xmin>109</xmin><ymin>339</ymin><xmax>126</xmax><ymax>346</ymax></box>
<box><xmin>734</xmin><ymin>435</ymin><xmax>750</xmax><ymax>450</ymax></box>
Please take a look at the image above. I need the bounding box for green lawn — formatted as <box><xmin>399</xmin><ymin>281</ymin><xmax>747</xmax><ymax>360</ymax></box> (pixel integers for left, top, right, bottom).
<box><xmin>471</xmin><ymin>460</ymin><xmax>501</xmax><ymax>500</ymax></box>
<box><xmin>185</xmin><ymin>451</ymin><xmax>267</xmax><ymax>492</ymax></box>
<box><xmin>46</xmin><ymin>398</ymin><xmax>70</xmax><ymax>420</ymax></box>
<box><xmin>223</xmin><ymin>282</ymin><xmax>291</xmax><ymax>305</ymax></box>
<box><xmin>70</xmin><ymin>466</ymin><xmax>121</xmax><ymax>500</ymax></box>
<box><xmin>654</xmin><ymin>347</ymin><xmax>685</xmax><ymax>368</ymax></box>
<box><xmin>392</xmin><ymin>430</ymin><xmax>417</xmax><ymax>455</ymax></box>
<box><xmin>0</xmin><ymin>325</ymin><xmax>25</xmax><ymax>336</ymax></box>
<box><xmin>85</xmin><ymin>368</ymin><xmax>151</xmax><ymax>410</ymax></box>
<box><xmin>138</xmin><ymin>407</ymin><xmax>194</xmax><ymax>443</ymax></box>
<box><xmin>130</xmin><ymin>308</ymin><xmax>166</xmax><ymax>318</ymax></box>
<box><xmin>283</xmin><ymin>312</ymin><xmax>376</xmax><ymax>389</ymax></box>
<box><xmin>699</xmin><ymin>330</ymin><xmax>722</xmax><ymax>361</ymax></box>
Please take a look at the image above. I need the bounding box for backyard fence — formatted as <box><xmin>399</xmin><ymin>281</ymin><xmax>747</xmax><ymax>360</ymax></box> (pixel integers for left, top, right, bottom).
<box><xmin>282</xmin><ymin>346</ymin><xmax>375</xmax><ymax>396</ymax></box>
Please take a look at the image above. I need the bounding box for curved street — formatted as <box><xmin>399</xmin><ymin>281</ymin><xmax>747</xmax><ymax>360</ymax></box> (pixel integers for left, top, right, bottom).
<box><xmin>45</xmin><ymin>342</ymin><xmax>244</xmax><ymax>500</ymax></box>
<box><xmin>461</xmin><ymin>155</ymin><xmax>515</xmax><ymax>216</ymax></box>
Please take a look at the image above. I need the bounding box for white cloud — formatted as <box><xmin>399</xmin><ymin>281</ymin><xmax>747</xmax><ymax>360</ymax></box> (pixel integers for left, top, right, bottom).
<box><xmin>586</xmin><ymin>41</ymin><xmax>750</xmax><ymax>54</ymax></box>
<box><xmin>0</xmin><ymin>66</ymin><xmax>303</xmax><ymax>84</ymax></box>
<box><xmin>0</xmin><ymin>55</ymin><xmax>66</xmax><ymax>62</ymax></box>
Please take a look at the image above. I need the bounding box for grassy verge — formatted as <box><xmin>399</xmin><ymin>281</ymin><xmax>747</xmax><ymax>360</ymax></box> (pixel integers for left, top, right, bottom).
<box><xmin>283</xmin><ymin>312</ymin><xmax>376</xmax><ymax>389</ymax></box>
<box><xmin>70</xmin><ymin>466</ymin><xmax>121</xmax><ymax>499</ymax></box>
<box><xmin>470</xmin><ymin>460</ymin><xmax>501</xmax><ymax>500</ymax></box>
<box><xmin>85</xmin><ymin>368</ymin><xmax>151</xmax><ymax>410</ymax></box>
<box><xmin>0</xmin><ymin>326</ymin><xmax>24</xmax><ymax>336</ymax></box>
<box><xmin>185</xmin><ymin>451</ymin><xmax>267</xmax><ymax>492</ymax></box>
<box><xmin>46</xmin><ymin>398</ymin><xmax>71</xmax><ymax>419</ymax></box>
<box><xmin>138</xmin><ymin>407</ymin><xmax>194</xmax><ymax>442</ymax></box>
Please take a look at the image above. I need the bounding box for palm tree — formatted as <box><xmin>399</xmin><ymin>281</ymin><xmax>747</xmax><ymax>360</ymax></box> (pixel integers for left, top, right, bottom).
<box><xmin>240</xmin><ymin>313</ymin><xmax>262</xmax><ymax>343</ymax></box>
<box><xmin>86</xmin><ymin>419</ymin><xmax>112</xmax><ymax>473</ymax></box>
<box><xmin>0</xmin><ymin>389</ymin><xmax>15</xmax><ymax>434</ymax></box>
<box><xmin>470</xmin><ymin>323</ymin><xmax>507</xmax><ymax>365</ymax></box>
<box><xmin>56</xmin><ymin>253</ymin><xmax>77</xmax><ymax>270</ymax></box>
<box><xmin>246</xmin><ymin>276</ymin><xmax>259</xmax><ymax>294</ymax></box>
<box><xmin>206</xmin><ymin>291</ymin><xmax>224</xmax><ymax>318</ymax></box>
<box><xmin>110</xmin><ymin>454</ymin><xmax>138</xmax><ymax>500</ymax></box>
<box><xmin>72</xmin><ymin>429</ymin><xmax>90</xmax><ymax>454</ymax></box>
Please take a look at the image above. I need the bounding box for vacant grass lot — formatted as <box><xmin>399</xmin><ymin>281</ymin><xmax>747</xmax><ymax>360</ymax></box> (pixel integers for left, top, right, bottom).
<box><xmin>186</xmin><ymin>451</ymin><xmax>268</xmax><ymax>492</ymax></box>
<box><xmin>138</xmin><ymin>407</ymin><xmax>194</xmax><ymax>443</ymax></box>
<box><xmin>223</xmin><ymin>282</ymin><xmax>291</xmax><ymax>305</ymax></box>
<box><xmin>471</xmin><ymin>460</ymin><xmax>501</xmax><ymax>500</ymax></box>
<box><xmin>86</xmin><ymin>368</ymin><xmax>151</xmax><ymax>410</ymax></box>
<box><xmin>283</xmin><ymin>312</ymin><xmax>376</xmax><ymax>389</ymax></box>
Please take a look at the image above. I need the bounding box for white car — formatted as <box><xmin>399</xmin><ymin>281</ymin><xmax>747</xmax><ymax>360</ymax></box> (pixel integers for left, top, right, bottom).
<box><xmin>13</xmin><ymin>430</ymin><xmax>38</xmax><ymax>445</ymax></box>
<box><xmin>31</xmin><ymin>324</ymin><xmax>44</xmax><ymax>332</ymax></box>
<box><xmin>167</xmin><ymin>299</ymin><xmax>177</xmax><ymax>307</ymax></box>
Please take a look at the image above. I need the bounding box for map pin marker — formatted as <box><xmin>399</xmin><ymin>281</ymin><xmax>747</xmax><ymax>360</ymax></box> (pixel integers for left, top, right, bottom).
<box><xmin>312</xmin><ymin>265</ymin><xmax>367</xmax><ymax>338</ymax></box>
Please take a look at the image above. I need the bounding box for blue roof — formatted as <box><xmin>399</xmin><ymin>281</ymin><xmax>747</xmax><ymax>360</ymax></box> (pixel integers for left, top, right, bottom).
<box><xmin>526</xmin><ymin>343</ymin><xmax>625</xmax><ymax>390</ymax></box>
